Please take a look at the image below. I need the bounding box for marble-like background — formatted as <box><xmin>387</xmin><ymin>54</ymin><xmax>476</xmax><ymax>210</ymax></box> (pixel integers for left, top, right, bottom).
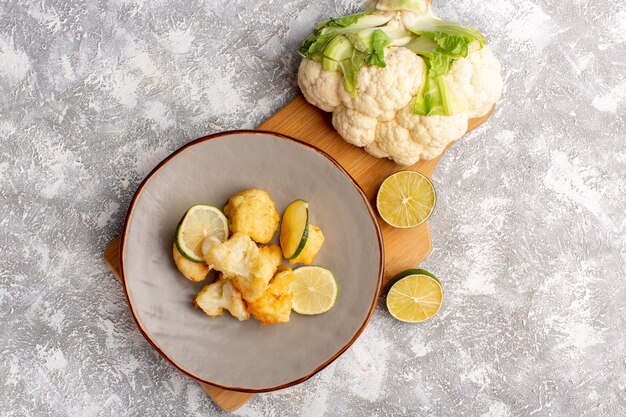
<box><xmin>1</xmin><ymin>1</ymin><xmax>624</xmax><ymax>416</ymax></box>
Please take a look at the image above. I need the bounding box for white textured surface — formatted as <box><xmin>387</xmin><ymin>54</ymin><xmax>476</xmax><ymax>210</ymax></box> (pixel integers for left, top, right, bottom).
<box><xmin>1</xmin><ymin>1</ymin><xmax>624</xmax><ymax>416</ymax></box>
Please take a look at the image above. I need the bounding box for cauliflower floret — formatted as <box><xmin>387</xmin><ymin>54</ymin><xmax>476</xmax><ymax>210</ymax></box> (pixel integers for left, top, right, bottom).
<box><xmin>247</xmin><ymin>267</ymin><xmax>294</xmax><ymax>325</ymax></box>
<box><xmin>289</xmin><ymin>225</ymin><xmax>325</xmax><ymax>265</ymax></box>
<box><xmin>203</xmin><ymin>233</ymin><xmax>282</xmax><ymax>303</ymax></box>
<box><xmin>172</xmin><ymin>244</ymin><xmax>209</xmax><ymax>282</ymax></box>
<box><xmin>297</xmin><ymin>58</ymin><xmax>343</xmax><ymax>112</ymax></box>
<box><xmin>365</xmin><ymin>108</ymin><xmax>467</xmax><ymax>165</ymax></box>
<box><xmin>202</xmin><ymin>232</ymin><xmax>260</xmax><ymax>278</ymax></box>
<box><xmin>366</xmin><ymin>106</ymin><xmax>469</xmax><ymax>165</ymax></box>
<box><xmin>195</xmin><ymin>278</ymin><xmax>249</xmax><ymax>321</ymax></box>
<box><xmin>445</xmin><ymin>44</ymin><xmax>503</xmax><ymax>118</ymax></box>
<box><xmin>258</xmin><ymin>244</ymin><xmax>283</xmax><ymax>270</ymax></box>
<box><xmin>396</xmin><ymin>105</ymin><xmax>469</xmax><ymax>156</ymax></box>
<box><xmin>224</xmin><ymin>189</ymin><xmax>280</xmax><ymax>244</ymax></box>
<box><xmin>332</xmin><ymin>107</ymin><xmax>378</xmax><ymax>147</ymax></box>
<box><xmin>365</xmin><ymin>120</ymin><xmax>424</xmax><ymax>166</ymax></box>
<box><xmin>339</xmin><ymin>47</ymin><xmax>425</xmax><ymax>121</ymax></box>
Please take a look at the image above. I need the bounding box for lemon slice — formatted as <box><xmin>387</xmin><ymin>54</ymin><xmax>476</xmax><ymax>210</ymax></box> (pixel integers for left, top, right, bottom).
<box><xmin>292</xmin><ymin>266</ymin><xmax>338</xmax><ymax>315</ymax></box>
<box><xmin>175</xmin><ymin>205</ymin><xmax>229</xmax><ymax>263</ymax></box>
<box><xmin>376</xmin><ymin>171</ymin><xmax>436</xmax><ymax>228</ymax></box>
<box><xmin>386</xmin><ymin>269</ymin><xmax>443</xmax><ymax>323</ymax></box>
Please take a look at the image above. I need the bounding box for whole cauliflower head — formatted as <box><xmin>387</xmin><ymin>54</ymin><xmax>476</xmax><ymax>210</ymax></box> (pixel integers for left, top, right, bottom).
<box><xmin>247</xmin><ymin>267</ymin><xmax>295</xmax><ymax>325</ymax></box>
<box><xmin>224</xmin><ymin>189</ymin><xmax>280</xmax><ymax>244</ymax></box>
<box><xmin>195</xmin><ymin>278</ymin><xmax>249</xmax><ymax>321</ymax></box>
<box><xmin>297</xmin><ymin>7</ymin><xmax>503</xmax><ymax>166</ymax></box>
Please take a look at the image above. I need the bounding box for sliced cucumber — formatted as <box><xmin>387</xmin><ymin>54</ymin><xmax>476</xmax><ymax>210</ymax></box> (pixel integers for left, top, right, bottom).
<box><xmin>280</xmin><ymin>200</ymin><xmax>309</xmax><ymax>259</ymax></box>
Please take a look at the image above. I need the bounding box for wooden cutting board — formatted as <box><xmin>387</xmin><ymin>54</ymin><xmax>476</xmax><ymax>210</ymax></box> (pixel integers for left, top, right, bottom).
<box><xmin>103</xmin><ymin>95</ymin><xmax>493</xmax><ymax>412</ymax></box>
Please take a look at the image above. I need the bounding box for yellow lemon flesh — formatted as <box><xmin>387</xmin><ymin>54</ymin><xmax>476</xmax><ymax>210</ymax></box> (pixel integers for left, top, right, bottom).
<box><xmin>386</xmin><ymin>270</ymin><xmax>443</xmax><ymax>323</ymax></box>
<box><xmin>292</xmin><ymin>266</ymin><xmax>337</xmax><ymax>315</ymax></box>
<box><xmin>376</xmin><ymin>171</ymin><xmax>436</xmax><ymax>228</ymax></box>
<box><xmin>175</xmin><ymin>205</ymin><xmax>229</xmax><ymax>262</ymax></box>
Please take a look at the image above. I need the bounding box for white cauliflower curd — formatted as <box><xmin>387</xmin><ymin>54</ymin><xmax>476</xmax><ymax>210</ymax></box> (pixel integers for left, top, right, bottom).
<box><xmin>297</xmin><ymin>0</ymin><xmax>503</xmax><ymax>165</ymax></box>
<box><xmin>202</xmin><ymin>233</ymin><xmax>282</xmax><ymax>303</ymax></box>
<box><xmin>195</xmin><ymin>278</ymin><xmax>249</xmax><ymax>321</ymax></box>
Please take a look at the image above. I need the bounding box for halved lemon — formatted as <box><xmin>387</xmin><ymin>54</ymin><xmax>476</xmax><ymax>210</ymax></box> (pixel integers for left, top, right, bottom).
<box><xmin>292</xmin><ymin>266</ymin><xmax>338</xmax><ymax>315</ymax></box>
<box><xmin>386</xmin><ymin>269</ymin><xmax>443</xmax><ymax>323</ymax></box>
<box><xmin>175</xmin><ymin>205</ymin><xmax>228</xmax><ymax>263</ymax></box>
<box><xmin>376</xmin><ymin>171</ymin><xmax>436</xmax><ymax>228</ymax></box>
<box><xmin>280</xmin><ymin>199</ymin><xmax>309</xmax><ymax>259</ymax></box>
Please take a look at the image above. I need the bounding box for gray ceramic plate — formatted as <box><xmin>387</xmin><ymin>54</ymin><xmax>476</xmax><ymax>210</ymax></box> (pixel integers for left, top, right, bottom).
<box><xmin>121</xmin><ymin>131</ymin><xmax>383</xmax><ymax>392</ymax></box>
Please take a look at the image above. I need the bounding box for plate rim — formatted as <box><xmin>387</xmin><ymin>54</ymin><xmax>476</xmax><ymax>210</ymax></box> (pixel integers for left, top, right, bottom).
<box><xmin>119</xmin><ymin>129</ymin><xmax>384</xmax><ymax>393</ymax></box>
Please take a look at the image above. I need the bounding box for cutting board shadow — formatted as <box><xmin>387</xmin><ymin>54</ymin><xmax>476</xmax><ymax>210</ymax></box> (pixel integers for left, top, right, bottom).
<box><xmin>103</xmin><ymin>95</ymin><xmax>494</xmax><ymax>411</ymax></box>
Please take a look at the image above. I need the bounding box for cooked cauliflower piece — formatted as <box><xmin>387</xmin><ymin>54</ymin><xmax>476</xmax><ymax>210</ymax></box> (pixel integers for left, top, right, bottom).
<box><xmin>202</xmin><ymin>233</ymin><xmax>258</xmax><ymax>278</ymax></box>
<box><xmin>259</xmin><ymin>244</ymin><xmax>283</xmax><ymax>274</ymax></box>
<box><xmin>289</xmin><ymin>225</ymin><xmax>325</xmax><ymax>265</ymax></box>
<box><xmin>224</xmin><ymin>189</ymin><xmax>280</xmax><ymax>244</ymax></box>
<box><xmin>230</xmin><ymin>244</ymin><xmax>282</xmax><ymax>303</ymax></box>
<box><xmin>203</xmin><ymin>233</ymin><xmax>282</xmax><ymax>303</ymax></box>
<box><xmin>247</xmin><ymin>267</ymin><xmax>295</xmax><ymax>324</ymax></box>
<box><xmin>195</xmin><ymin>278</ymin><xmax>249</xmax><ymax>321</ymax></box>
<box><xmin>172</xmin><ymin>244</ymin><xmax>209</xmax><ymax>282</ymax></box>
